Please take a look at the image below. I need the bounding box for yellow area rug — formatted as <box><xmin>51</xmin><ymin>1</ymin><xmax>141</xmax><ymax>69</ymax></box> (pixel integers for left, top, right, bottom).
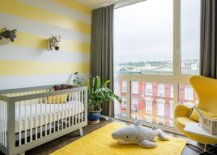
<box><xmin>50</xmin><ymin>122</ymin><xmax>186</xmax><ymax>155</ymax></box>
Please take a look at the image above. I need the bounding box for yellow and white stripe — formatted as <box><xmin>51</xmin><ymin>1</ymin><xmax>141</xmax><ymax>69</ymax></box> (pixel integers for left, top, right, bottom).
<box><xmin>0</xmin><ymin>0</ymin><xmax>91</xmax><ymax>33</ymax></box>
<box><xmin>0</xmin><ymin>46</ymin><xmax>90</xmax><ymax>63</ymax></box>
<box><xmin>54</xmin><ymin>0</ymin><xmax>91</xmax><ymax>15</ymax></box>
<box><xmin>18</xmin><ymin>0</ymin><xmax>91</xmax><ymax>25</ymax></box>
<box><xmin>0</xmin><ymin>14</ymin><xmax>90</xmax><ymax>43</ymax></box>
<box><xmin>0</xmin><ymin>73</ymin><xmax>88</xmax><ymax>90</ymax></box>
<box><xmin>0</xmin><ymin>0</ymin><xmax>91</xmax><ymax>90</ymax></box>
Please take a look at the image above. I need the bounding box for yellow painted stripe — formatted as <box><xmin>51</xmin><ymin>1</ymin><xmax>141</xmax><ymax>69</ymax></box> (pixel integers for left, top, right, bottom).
<box><xmin>0</xmin><ymin>61</ymin><xmax>89</xmax><ymax>76</ymax></box>
<box><xmin>55</xmin><ymin>0</ymin><xmax>92</xmax><ymax>15</ymax></box>
<box><xmin>10</xmin><ymin>31</ymin><xmax>90</xmax><ymax>53</ymax></box>
<box><xmin>0</xmin><ymin>0</ymin><xmax>91</xmax><ymax>33</ymax></box>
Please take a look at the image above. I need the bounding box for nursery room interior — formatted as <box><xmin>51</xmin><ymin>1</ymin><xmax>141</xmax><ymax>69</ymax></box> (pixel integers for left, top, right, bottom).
<box><xmin>0</xmin><ymin>0</ymin><xmax>217</xmax><ymax>155</ymax></box>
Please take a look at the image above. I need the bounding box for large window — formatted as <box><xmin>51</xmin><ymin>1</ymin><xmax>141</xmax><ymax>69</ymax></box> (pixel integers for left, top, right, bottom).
<box><xmin>114</xmin><ymin>0</ymin><xmax>200</xmax><ymax>130</ymax></box>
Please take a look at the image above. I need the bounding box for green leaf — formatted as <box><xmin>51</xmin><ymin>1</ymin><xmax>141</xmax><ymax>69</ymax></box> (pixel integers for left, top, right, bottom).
<box><xmin>103</xmin><ymin>80</ymin><xmax>110</xmax><ymax>87</ymax></box>
<box><xmin>95</xmin><ymin>76</ymin><xmax>101</xmax><ymax>90</ymax></box>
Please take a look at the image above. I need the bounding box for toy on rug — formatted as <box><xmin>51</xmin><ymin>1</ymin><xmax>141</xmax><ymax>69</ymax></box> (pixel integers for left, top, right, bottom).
<box><xmin>112</xmin><ymin>120</ymin><xmax>169</xmax><ymax>148</ymax></box>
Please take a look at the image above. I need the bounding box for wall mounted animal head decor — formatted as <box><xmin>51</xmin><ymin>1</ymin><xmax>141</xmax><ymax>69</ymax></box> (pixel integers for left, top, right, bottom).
<box><xmin>48</xmin><ymin>35</ymin><xmax>61</xmax><ymax>51</ymax></box>
<box><xmin>112</xmin><ymin>119</ymin><xmax>169</xmax><ymax>148</ymax></box>
<box><xmin>0</xmin><ymin>28</ymin><xmax>17</xmax><ymax>45</ymax></box>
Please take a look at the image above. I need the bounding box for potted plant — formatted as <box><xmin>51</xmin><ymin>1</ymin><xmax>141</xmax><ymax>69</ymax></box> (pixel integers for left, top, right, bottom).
<box><xmin>88</xmin><ymin>76</ymin><xmax>121</xmax><ymax>124</ymax></box>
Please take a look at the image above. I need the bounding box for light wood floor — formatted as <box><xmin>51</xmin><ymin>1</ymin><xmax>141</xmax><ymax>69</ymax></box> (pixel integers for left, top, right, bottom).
<box><xmin>0</xmin><ymin>119</ymin><xmax>216</xmax><ymax>155</ymax></box>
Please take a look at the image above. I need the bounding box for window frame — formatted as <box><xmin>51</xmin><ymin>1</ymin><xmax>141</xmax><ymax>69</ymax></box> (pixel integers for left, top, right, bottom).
<box><xmin>158</xmin><ymin>84</ymin><xmax>165</xmax><ymax>97</ymax></box>
<box><xmin>157</xmin><ymin>99</ymin><xmax>165</xmax><ymax>116</ymax></box>
<box><xmin>131</xmin><ymin>98</ymin><xmax>138</xmax><ymax>111</ymax></box>
<box><xmin>146</xmin><ymin>83</ymin><xmax>153</xmax><ymax>96</ymax></box>
<box><xmin>122</xmin><ymin>81</ymin><xmax>127</xmax><ymax>93</ymax></box>
<box><xmin>121</xmin><ymin>97</ymin><xmax>127</xmax><ymax>109</ymax></box>
<box><xmin>132</xmin><ymin>81</ymin><xmax>139</xmax><ymax>94</ymax></box>
<box><xmin>114</xmin><ymin>0</ymin><xmax>200</xmax><ymax>133</ymax></box>
<box><xmin>145</xmin><ymin>97</ymin><xmax>153</xmax><ymax>114</ymax></box>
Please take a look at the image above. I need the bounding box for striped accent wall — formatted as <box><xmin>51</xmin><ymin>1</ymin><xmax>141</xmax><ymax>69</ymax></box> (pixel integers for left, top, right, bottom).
<box><xmin>0</xmin><ymin>0</ymin><xmax>91</xmax><ymax>90</ymax></box>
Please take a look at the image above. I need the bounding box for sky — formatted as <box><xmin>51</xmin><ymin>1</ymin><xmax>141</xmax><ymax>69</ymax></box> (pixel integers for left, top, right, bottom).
<box><xmin>114</xmin><ymin>0</ymin><xmax>200</xmax><ymax>64</ymax></box>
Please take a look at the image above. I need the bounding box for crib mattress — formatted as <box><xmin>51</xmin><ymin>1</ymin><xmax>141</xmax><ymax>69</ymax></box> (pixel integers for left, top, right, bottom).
<box><xmin>15</xmin><ymin>101</ymin><xmax>84</xmax><ymax>133</ymax></box>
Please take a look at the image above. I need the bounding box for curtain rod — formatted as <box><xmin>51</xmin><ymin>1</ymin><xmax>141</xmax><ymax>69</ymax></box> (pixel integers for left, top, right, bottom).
<box><xmin>115</xmin><ymin>0</ymin><xmax>147</xmax><ymax>9</ymax></box>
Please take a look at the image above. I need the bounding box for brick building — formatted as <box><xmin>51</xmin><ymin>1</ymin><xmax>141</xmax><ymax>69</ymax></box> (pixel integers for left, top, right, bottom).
<box><xmin>116</xmin><ymin>81</ymin><xmax>198</xmax><ymax>128</ymax></box>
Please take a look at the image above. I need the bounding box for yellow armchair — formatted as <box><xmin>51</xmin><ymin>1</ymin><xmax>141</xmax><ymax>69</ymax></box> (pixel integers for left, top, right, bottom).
<box><xmin>174</xmin><ymin>76</ymin><xmax>217</xmax><ymax>145</ymax></box>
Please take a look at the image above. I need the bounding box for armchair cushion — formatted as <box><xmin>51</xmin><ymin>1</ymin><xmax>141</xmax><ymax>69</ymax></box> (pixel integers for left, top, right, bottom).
<box><xmin>176</xmin><ymin>117</ymin><xmax>197</xmax><ymax>127</ymax></box>
<box><xmin>189</xmin><ymin>107</ymin><xmax>217</xmax><ymax>122</ymax></box>
<box><xmin>174</xmin><ymin>104</ymin><xmax>192</xmax><ymax>118</ymax></box>
<box><xmin>189</xmin><ymin>108</ymin><xmax>199</xmax><ymax>121</ymax></box>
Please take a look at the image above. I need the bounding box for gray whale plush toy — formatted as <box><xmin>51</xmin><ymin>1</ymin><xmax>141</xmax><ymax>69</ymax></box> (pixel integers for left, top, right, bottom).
<box><xmin>112</xmin><ymin>120</ymin><xmax>169</xmax><ymax>148</ymax></box>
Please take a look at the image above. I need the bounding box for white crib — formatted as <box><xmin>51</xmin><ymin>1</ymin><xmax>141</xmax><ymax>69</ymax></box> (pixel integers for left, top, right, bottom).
<box><xmin>0</xmin><ymin>85</ymin><xmax>87</xmax><ymax>155</ymax></box>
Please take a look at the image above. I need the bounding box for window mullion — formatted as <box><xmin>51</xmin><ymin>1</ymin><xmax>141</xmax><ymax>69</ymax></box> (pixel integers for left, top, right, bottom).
<box><xmin>173</xmin><ymin>0</ymin><xmax>181</xmax><ymax>105</ymax></box>
<box><xmin>126</xmin><ymin>80</ymin><xmax>131</xmax><ymax>120</ymax></box>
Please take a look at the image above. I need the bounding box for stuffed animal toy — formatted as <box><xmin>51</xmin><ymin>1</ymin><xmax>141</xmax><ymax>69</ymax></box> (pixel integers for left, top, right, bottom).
<box><xmin>48</xmin><ymin>35</ymin><xmax>60</xmax><ymax>51</ymax></box>
<box><xmin>0</xmin><ymin>28</ymin><xmax>17</xmax><ymax>42</ymax></box>
<box><xmin>112</xmin><ymin>120</ymin><xmax>169</xmax><ymax>148</ymax></box>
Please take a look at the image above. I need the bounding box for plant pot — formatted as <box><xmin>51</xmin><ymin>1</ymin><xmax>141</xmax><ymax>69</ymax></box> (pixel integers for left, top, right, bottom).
<box><xmin>88</xmin><ymin>109</ymin><xmax>102</xmax><ymax>124</ymax></box>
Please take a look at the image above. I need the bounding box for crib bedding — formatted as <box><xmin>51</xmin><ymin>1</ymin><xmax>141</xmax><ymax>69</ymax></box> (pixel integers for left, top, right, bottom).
<box><xmin>15</xmin><ymin>101</ymin><xmax>84</xmax><ymax>133</ymax></box>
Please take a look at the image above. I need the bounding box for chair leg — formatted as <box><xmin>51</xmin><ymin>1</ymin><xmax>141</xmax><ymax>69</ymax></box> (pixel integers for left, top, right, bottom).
<box><xmin>79</xmin><ymin>127</ymin><xmax>83</xmax><ymax>136</ymax></box>
<box><xmin>186</xmin><ymin>142</ymin><xmax>204</xmax><ymax>152</ymax></box>
<box><xmin>186</xmin><ymin>143</ymin><xmax>216</xmax><ymax>155</ymax></box>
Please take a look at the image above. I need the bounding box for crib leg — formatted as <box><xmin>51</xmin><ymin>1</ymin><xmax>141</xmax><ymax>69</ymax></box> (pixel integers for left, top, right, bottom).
<box><xmin>79</xmin><ymin>128</ymin><xmax>83</xmax><ymax>136</ymax></box>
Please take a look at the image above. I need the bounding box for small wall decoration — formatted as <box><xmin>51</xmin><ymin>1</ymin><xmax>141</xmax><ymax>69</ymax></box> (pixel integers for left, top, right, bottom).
<box><xmin>47</xmin><ymin>35</ymin><xmax>61</xmax><ymax>51</ymax></box>
<box><xmin>0</xmin><ymin>28</ymin><xmax>17</xmax><ymax>45</ymax></box>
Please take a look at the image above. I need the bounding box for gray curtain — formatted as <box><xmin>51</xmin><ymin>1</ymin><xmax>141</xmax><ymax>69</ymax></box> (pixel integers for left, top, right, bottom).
<box><xmin>200</xmin><ymin>0</ymin><xmax>217</xmax><ymax>78</ymax></box>
<box><xmin>90</xmin><ymin>5</ymin><xmax>114</xmax><ymax>116</ymax></box>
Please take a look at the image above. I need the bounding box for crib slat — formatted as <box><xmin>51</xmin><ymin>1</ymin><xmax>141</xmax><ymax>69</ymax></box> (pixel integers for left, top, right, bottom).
<box><xmin>0</xmin><ymin>101</ymin><xmax>3</xmax><ymax>146</ymax></box>
<box><xmin>78</xmin><ymin>92</ymin><xmax>81</xmax><ymax>124</ymax></box>
<box><xmin>61</xmin><ymin>95</ymin><xmax>64</xmax><ymax>130</ymax></box>
<box><xmin>1</xmin><ymin>102</ymin><xmax>3</xmax><ymax>145</ymax></box>
<box><xmin>49</xmin><ymin>96</ymin><xmax>52</xmax><ymax>134</ymax></box>
<box><xmin>64</xmin><ymin>94</ymin><xmax>67</xmax><ymax>129</ymax></box>
<box><xmin>40</xmin><ymin>96</ymin><xmax>43</xmax><ymax>138</ymax></box>
<box><xmin>75</xmin><ymin>93</ymin><xmax>77</xmax><ymax>125</ymax></box>
<box><xmin>54</xmin><ymin>96</ymin><xmax>56</xmax><ymax>133</ymax></box>
<box><xmin>69</xmin><ymin>93</ymin><xmax>72</xmax><ymax>127</ymax></box>
<box><xmin>25</xmin><ymin>100</ymin><xmax>27</xmax><ymax>144</ymax></box>
<box><xmin>57</xmin><ymin>95</ymin><xmax>60</xmax><ymax>131</ymax></box>
<box><xmin>0</xmin><ymin>102</ymin><xmax>2</xmax><ymax>145</ymax></box>
<box><xmin>35</xmin><ymin>98</ymin><xmax>38</xmax><ymax>140</ymax></box>
<box><xmin>68</xmin><ymin>93</ymin><xmax>71</xmax><ymax>127</ymax></box>
<box><xmin>4</xmin><ymin>101</ymin><xmax>7</xmax><ymax>147</ymax></box>
<box><xmin>18</xmin><ymin>101</ymin><xmax>21</xmax><ymax>146</ymax></box>
<box><xmin>45</xmin><ymin>96</ymin><xmax>47</xmax><ymax>137</ymax></box>
<box><xmin>67</xmin><ymin>94</ymin><xmax>70</xmax><ymax>128</ymax></box>
<box><xmin>30</xmin><ymin>99</ymin><xmax>33</xmax><ymax>142</ymax></box>
<box><xmin>81</xmin><ymin>91</ymin><xmax>85</xmax><ymax>122</ymax></box>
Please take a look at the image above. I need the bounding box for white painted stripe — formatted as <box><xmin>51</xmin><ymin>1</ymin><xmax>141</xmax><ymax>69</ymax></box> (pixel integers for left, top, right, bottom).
<box><xmin>0</xmin><ymin>45</ymin><xmax>90</xmax><ymax>63</ymax></box>
<box><xmin>0</xmin><ymin>13</ymin><xmax>90</xmax><ymax>43</ymax></box>
<box><xmin>18</xmin><ymin>0</ymin><xmax>91</xmax><ymax>25</ymax></box>
<box><xmin>0</xmin><ymin>73</ymin><xmax>88</xmax><ymax>90</ymax></box>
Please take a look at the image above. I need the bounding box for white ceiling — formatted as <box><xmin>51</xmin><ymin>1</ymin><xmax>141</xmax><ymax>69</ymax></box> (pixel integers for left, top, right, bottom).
<box><xmin>76</xmin><ymin>0</ymin><xmax>123</xmax><ymax>9</ymax></box>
